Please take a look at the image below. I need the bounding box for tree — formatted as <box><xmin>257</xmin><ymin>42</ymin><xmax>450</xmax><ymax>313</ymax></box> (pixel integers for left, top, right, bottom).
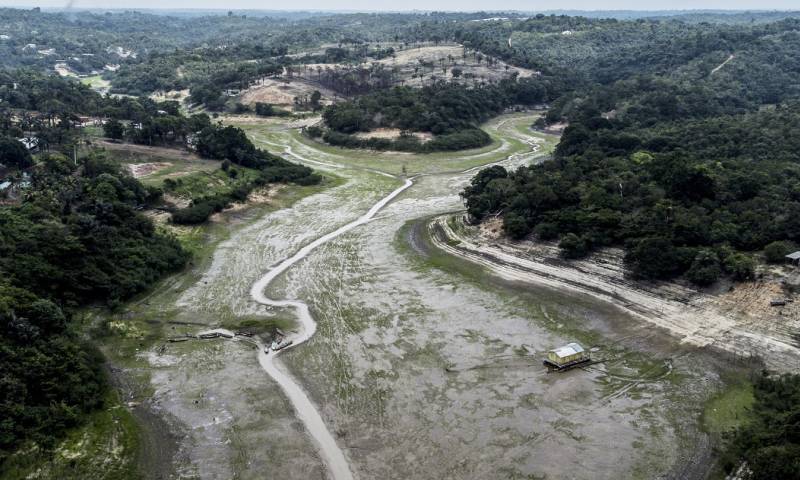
<box><xmin>0</xmin><ymin>136</ymin><xmax>33</xmax><ymax>169</ymax></box>
<box><xmin>503</xmin><ymin>212</ymin><xmax>529</xmax><ymax>240</ymax></box>
<box><xmin>310</xmin><ymin>90</ymin><xmax>322</xmax><ymax>111</ymax></box>
<box><xmin>103</xmin><ymin>119</ymin><xmax>125</xmax><ymax>140</ymax></box>
<box><xmin>255</xmin><ymin>102</ymin><xmax>275</xmax><ymax>116</ymax></box>
<box><xmin>724</xmin><ymin>253</ymin><xmax>756</xmax><ymax>281</ymax></box>
<box><xmin>686</xmin><ymin>250</ymin><xmax>721</xmax><ymax>286</ymax></box>
<box><xmin>764</xmin><ymin>241</ymin><xmax>793</xmax><ymax>263</ymax></box>
<box><xmin>559</xmin><ymin>233</ymin><xmax>589</xmax><ymax>259</ymax></box>
<box><xmin>625</xmin><ymin>237</ymin><xmax>684</xmax><ymax>279</ymax></box>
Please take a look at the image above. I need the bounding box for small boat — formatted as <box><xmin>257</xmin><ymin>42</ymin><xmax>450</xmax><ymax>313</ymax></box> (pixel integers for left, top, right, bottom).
<box><xmin>274</xmin><ymin>340</ymin><xmax>294</xmax><ymax>352</ymax></box>
<box><xmin>168</xmin><ymin>337</ymin><xmax>191</xmax><ymax>343</ymax></box>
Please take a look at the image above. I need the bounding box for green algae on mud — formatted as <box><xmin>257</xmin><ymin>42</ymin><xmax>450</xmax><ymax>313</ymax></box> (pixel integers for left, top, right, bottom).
<box><xmin>394</xmin><ymin>215</ymin><xmax>735</xmax><ymax>479</ymax></box>
<box><xmin>231</xmin><ymin>113</ymin><xmax>555</xmax><ymax>176</ymax></box>
<box><xmin>92</xmin><ymin>172</ymin><xmax>343</xmax><ymax>362</ymax></box>
<box><xmin>702</xmin><ymin>379</ymin><xmax>755</xmax><ymax>435</ymax></box>
<box><xmin>73</xmin><ymin>172</ymin><xmax>343</xmax><ymax>479</ymax></box>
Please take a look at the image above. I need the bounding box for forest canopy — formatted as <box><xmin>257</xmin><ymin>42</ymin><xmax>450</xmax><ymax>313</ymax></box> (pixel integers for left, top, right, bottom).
<box><xmin>0</xmin><ymin>153</ymin><xmax>188</xmax><ymax>463</ymax></box>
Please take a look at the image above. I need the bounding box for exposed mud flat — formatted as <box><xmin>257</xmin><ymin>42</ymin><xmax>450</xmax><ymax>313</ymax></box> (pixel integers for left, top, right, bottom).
<box><xmin>144</xmin><ymin>339</ymin><xmax>325</xmax><ymax>479</ymax></box>
<box><xmin>278</xmin><ymin>168</ymin><xmax>719</xmax><ymax>480</ymax></box>
<box><xmin>428</xmin><ymin>214</ymin><xmax>800</xmax><ymax>372</ymax></box>
<box><xmin>115</xmin><ymin>113</ymin><xmax>732</xmax><ymax>480</ymax></box>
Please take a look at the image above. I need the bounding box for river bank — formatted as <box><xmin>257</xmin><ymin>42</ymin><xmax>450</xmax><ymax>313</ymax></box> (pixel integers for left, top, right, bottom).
<box><xmin>58</xmin><ymin>112</ymin><xmax>738</xmax><ymax>480</ymax></box>
<box><xmin>426</xmin><ymin>214</ymin><xmax>800</xmax><ymax>372</ymax></box>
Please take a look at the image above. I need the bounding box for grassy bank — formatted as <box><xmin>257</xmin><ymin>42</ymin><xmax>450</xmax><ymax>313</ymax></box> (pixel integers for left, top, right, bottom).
<box><xmin>232</xmin><ymin>113</ymin><xmax>555</xmax><ymax>176</ymax></box>
<box><xmin>1</xmin><ymin>390</ymin><xmax>140</xmax><ymax>480</ymax></box>
<box><xmin>11</xmin><ymin>168</ymin><xmax>343</xmax><ymax>480</ymax></box>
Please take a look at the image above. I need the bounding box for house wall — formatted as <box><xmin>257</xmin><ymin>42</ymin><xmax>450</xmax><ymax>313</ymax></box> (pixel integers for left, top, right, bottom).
<box><xmin>547</xmin><ymin>351</ymin><xmax>583</xmax><ymax>365</ymax></box>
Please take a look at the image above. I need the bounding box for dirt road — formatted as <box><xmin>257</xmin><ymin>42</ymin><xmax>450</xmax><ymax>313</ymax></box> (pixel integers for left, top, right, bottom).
<box><xmin>250</xmin><ymin>176</ymin><xmax>413</xmax><ymax>480</ymax></box>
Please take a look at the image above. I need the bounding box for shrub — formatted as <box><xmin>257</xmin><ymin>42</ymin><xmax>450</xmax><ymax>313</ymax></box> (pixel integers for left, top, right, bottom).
<box><xmin>533</xmin><ymin>222</ymin><xmax>559</xmax><ymax>240</ymax></box>
<box><xmin>559</xmin><ymin>233</ymin><xmax>589</xmax><ymax>259</ymax></box>
<box><xmin>686</xmin><ymin>249</ymin><xmax>722</xmax><ymax>286</ymax></box>
<box><xmin>232</xmin><ymin>102</ymin><xmax>250</xmax><ymax>114</ymax></box>
<box><xmin>255</xmin><ymin>102</ymin><xmax>289</xmax><ymax>117</ymax></box>
<box><xmin>306</xmin><ymin>126</ymin><xmax>323</xmax><ymax>138</ymax></box>
<box><xmin>723</xmin><ymin>252</ymin><xmax>756</xmax><ymax>281</ymax></box>
<box><xmin>764</xmin><ymin>241</ymin><xmax>793</xmax><ymax>263</ymax></box>
<box><xmin>503</xmin><ymin>212</ymin><xmax>530</xmax><ymax>240</ymax></box>
<box><xmin>171</xmin><ymin>201</ymin><xmax>216</xmax><ymax>224</ymax></box>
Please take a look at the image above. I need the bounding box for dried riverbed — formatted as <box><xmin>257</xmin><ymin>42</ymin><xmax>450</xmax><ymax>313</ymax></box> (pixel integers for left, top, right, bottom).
<box><xmin>101</xmin><ymin>113</ymin><xmax>736</xmax><ymax>480</ymax></box>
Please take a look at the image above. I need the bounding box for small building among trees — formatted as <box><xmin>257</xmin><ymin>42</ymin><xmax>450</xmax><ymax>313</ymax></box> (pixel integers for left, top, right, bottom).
<box><xmin>786</xmin><ymin>251</ymin><xmax>800</xmax><ymax>266</ymax></box>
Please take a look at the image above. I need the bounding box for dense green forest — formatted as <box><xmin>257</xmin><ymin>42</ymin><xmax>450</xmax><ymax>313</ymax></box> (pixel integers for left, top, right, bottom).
<box><xmin>461</xmin><ymin>16</ymin><xmax>800</xmax><ymax>285</ymax></box>
<box><xmin>723</xmin><ymin>372</ymin><xmax>800</xmax><ymax>479</ymax></box>
<box><xmin>318</xmin><ymin>77</ymin><xmax>558</xmax><ymax>151</ymax></box>
<box><xmin>0</xmin><ymin>153</ymin><xmax>188</xmax><ymax>464</ymax></box>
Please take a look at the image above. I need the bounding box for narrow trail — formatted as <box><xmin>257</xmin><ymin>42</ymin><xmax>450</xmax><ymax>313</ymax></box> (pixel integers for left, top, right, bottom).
<box><xmin>238</xmin><ymin>114</ymin><xmax>546</xmax><ymax>479</ymax></box>
<box><xmin>710</xmin><ymin>54</ymin><xmax>735</xmax><ymax>74</ymax></box>
<box><xmin>249</xmin><ymin>174</ymin><xmax>413</xmax><ymax>480</ymax></box>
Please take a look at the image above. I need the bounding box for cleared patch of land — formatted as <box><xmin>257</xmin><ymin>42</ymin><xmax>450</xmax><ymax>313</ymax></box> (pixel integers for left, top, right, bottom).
<box><xmin>81</xmin><ymin>74</ymin><xmax>111</xmax><ymax>93</ymax></box>
<box><xmin>353</xmin><ymin>128</ymin><xmax>432</xmax><ymax>142</ymax></box>
<box><xmin>238</xmin><ymin>77</ymin><xmax>338</xmax><ymax>108</ymax></box>
<box><xmin>91</xmin><ymin>140</ymin><xmax>219</xmax><ymax>186</ymax></box>
<box><xmin>373</xmin><ymin>44</ymin><xmax>537</xmax><ymax>87</ymax></box>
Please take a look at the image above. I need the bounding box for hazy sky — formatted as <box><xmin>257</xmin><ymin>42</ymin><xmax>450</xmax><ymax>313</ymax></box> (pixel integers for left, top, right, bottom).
<box><xmin>2</xmin><ymin>0</ymin><xmax>799</xmax><ymax>10</ymax></box>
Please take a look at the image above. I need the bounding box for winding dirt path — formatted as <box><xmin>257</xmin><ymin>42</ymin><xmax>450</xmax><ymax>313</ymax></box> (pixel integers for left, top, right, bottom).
<box><xmin>249</xmin><ymin>176</ymin><xmax>413</xmax><ymax>480</ymax></box>
<box><xmin>242</xmin><ymin>116</ymin><xmax>546</xmax><ymax>479</ymax></box>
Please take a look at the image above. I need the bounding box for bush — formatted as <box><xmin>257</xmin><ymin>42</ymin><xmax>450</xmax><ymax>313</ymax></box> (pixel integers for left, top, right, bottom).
<box><xmin>534</xmin><ymin>222</ymin><xmax>560</xmax><ymax>240</ymax></box>
<box><xmin>686</xmin><ymin>249</ymin><xmax>722</xmax><ymax>286</ymax></box>
<box><xmin>723</xmin><ymin>252</ymin><xmax>756</xmax><ymax>281</ymax></box>
<box><xmin>171</xmin><ymin>201</ymin><xmax>216</xmax><ymax>224</ymax></box>
<box><xmin>306</xmin><ymin>126</ymin><xmax>323</xmax><ymax>138</ymax></box>
<box><xmin>503</xmin><ymin>212</ymin><xmax>530</xmax><ymax>240</ymax></box>
<box><xmin>255</xmin><ymin>102</ymin><xmax>289</xmax><ymax>117</ymax></box>
<box><xmin>559</xmin><ymin>233</ymin><xmax>589</xmax><ymax>259</ymax></box>
<box><xmin>232</xmin><ymin>102</ymin><xmax>250</xmax><ymax>114</ymax></box>
<box><xmin>764</xmin><ymin>241</ymin><xmax>793</xmax><ymax>263</ymax></box>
